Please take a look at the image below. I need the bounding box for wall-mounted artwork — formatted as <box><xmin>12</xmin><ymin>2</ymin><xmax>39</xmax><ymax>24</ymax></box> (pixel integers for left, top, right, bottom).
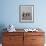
<box><xmin>19</xmin><ymin>5</ymin><xmax>34</xmax><ymax>23</ymax></box>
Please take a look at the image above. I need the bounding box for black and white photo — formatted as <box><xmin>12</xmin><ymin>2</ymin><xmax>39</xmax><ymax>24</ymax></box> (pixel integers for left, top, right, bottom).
<box><xmin>19</xmin><ymin>5</ymin><xmax>34</xmax><ymax>23</ymax></box>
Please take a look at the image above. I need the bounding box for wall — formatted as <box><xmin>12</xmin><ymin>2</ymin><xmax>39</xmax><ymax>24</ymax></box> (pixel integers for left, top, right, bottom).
<box><xmin>0</xmin><ymin>0</ymin><xmax>46</xmax><ymax>29</ymax></box>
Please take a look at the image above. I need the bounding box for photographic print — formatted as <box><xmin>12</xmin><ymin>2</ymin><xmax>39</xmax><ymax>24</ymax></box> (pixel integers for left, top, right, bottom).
<box><xmin>19</xmin><ymin>5</ymin><xmax>34</xmax><ymax>23</ymax></box>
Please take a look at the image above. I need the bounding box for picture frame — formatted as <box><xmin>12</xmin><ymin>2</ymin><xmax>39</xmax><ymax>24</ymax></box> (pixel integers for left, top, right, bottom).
<box><xmin>19</xmin><ymin>5</ymin><xmax>34</xmax><ymax>23</ymax></box>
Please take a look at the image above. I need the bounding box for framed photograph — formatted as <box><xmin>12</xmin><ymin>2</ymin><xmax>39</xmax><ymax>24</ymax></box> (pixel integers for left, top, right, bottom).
<box><xmin>19</xmin><ymin>5</ymin><xmax>34</xmax><ymax>23</ymax></box>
